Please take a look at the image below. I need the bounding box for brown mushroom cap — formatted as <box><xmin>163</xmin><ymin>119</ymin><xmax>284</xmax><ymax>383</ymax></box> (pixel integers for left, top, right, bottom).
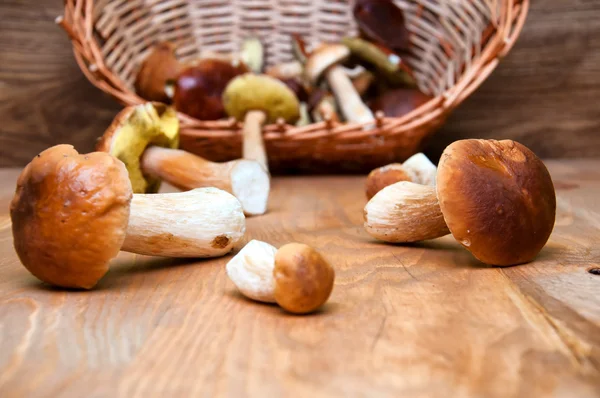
<box><xmin>273</xmin><ymin>243</ymin><xmax>335</xmax><ymax>314</ymax></box>
<box><xmin>134</xmin><ymin>41</ymin><xmax>182</xmax><ymax>103</ymax></box>
<box><xmin>368</xmin><ymin>88</ymin><xmax>432</xmax><ymax>118</ymax></box>
<box><xmin>96</xmin><ymin>102</ymin><xmax>179</xmax><ymax>194</ymax></box>
<box><xmin>173</xmin><ymin>59</ymin><xmax>249</xmax><ymax>120</ymax></box>
<box><xmin>365</xmin><ymin>163</ymin><xmax>412</xmax><ymax>199</ymax></box>
<box><xmin>436</xmin><ymin>139</ymin><xmax>556</xmax><ymax>266</ymax></box>
<box><xmin>304</xmin><ymin>44</ymin><xmax>350</xmax><ymax>84</ymax></box>
<box><xmin>10</xmin><ymin>145</ymin><xmax>133</xmax><ymax>289</ymax></box>
<box><xmin>222</xmin><ymin>73</ymin><xmax>300</xmax><ymax>123</ymax></box>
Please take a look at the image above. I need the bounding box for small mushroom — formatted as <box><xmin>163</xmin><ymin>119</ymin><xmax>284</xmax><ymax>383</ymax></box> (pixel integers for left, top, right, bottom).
<box><xmin>365</xmin><ymin>153</ymin><xmax>437</xmax><ymax>199</ymax></box>
<box><xmin>305</xmin><ymin>43</ymin><xmax>375</xmax><ymax>125</ymax></box>
<box><xmin>364</xmin><ymin>139</ymin><xmax>557</xmax><ymax>266</ymax></box>
<box><xmin>342</xmin><ymin>37</ymin><xmax>416</xmax><ymax>87</ymax></box>
<box><xmin>10</xmin><ymin>145</ymin><xmax>246</xmax><ymax>289</ymax></box>
<box><xmin>173</xmin><ymin>58</ymin><xmax>248</xmax><ymax>121</ymax></box>
<box><xmin>368</xmin><ymin>88</ymin><xmax>433</xmax><ymax>118</ymax></box>
<box><xmin>223</xmin><ymin>74</ymin><xmax>300</xmax><ymax>171</ymax></box>
<box><xmin>134</xmin><ymin>41</ymin><xmax>182</xmax><ymax>103</ymax></box>
<box><xmin>97</xmin><ymin>102</ymin><xmax>270</xmax><ymax>216</ymax></box>
<box><xmin>353</xmin><ymin>0</ymin><xmax>411</xmax><ymax>54</ymax></box>
<box><xmin>226</xmin><ymin>240</ymin><xmax>335</xmax><ymax>314</ymax></box>
<box><xmin>350</xmin><ymin>68</ymin><xmax>375</xmax><ymax>96</ymax></box>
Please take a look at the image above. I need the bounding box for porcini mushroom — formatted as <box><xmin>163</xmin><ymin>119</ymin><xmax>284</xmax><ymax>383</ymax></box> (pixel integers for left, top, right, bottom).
<box><xmin>226</xmin><ymin>240</ymin><xmax>335</xmax><ymax>314</ymax></box>
<box><xmin>173</xmin><ymin>58</ymin><xmax>248</xmax><ymax>121</ymax></box>
<box><xmin>10</xmin><ymin>145</ymin><xmax>246</xmax><ymax>289</ymax></box>
<box><xmin>365</xmin><ymin>153</ymin><xmax>436</xmax><ymax>199</ymax></box>
<box><xmin>364</xmin><ymin>139</ymin><xmax>556</xmax><ymax>266</ymax></box>
<box><xmin>223</xmin><ymin>74</ymin><xmax>300</xmax><ymax>171</ymax></box>
<box><xmin>305</xmin><ymin>43</ymin><xmax>375</xmax><ymax>125</ymax></box>
<box><xmin>97</xmin><ymin>102</ymin><xmax>270</xmax><ymax>216</ymax></box>
<box><xmin>134</xmin><ymin>41</ymin><xmax>182</xmax><ymax>103</ymax></box>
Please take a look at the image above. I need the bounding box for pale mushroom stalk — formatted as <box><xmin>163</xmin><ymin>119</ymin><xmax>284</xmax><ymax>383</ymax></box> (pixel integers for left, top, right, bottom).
<box><xmin>364</xmin><ymin>182</ymin><xmax>450</xmax><ymax>242</ymax></box>
<box><xmin>141</xmin><ymin>146</ymin><xmax>270</xmax><ymax>216</ymax></box>
<box><xmin>123</xmin><ymin>188</ymin><xmax>245</xmax><ymax>257</ymax></box>
<box><xmin>242</xmin><ymin>111</ymin><xmax>268</xmax><ymax>170</ymax></box>
<box><xmin>328</xmin><ymin>67</ymin><xmax>374</xmax><ymax>123</ymax></box>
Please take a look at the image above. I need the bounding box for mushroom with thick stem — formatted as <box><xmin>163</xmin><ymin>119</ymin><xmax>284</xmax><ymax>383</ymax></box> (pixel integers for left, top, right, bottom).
<box><xmin>97</xmin><ymin>102</ymin><xmax>270</xmax><ymax>216</ymax></box>
<box><xmin>10</xmin><ymin>145</ymin><xmax>246</xmax><ymax>289</ymax></box>
<box><xmin>226</xmin><ymin>240</ymin><xmax>335</xmax><ymax>314</ymax></box>
<box><xmin>364</xmin><ymin>139</ymin><xmax>557</xmax><ymax>266</ymax></box>
<box><xmin>305</xmin><ymin>43</ymin><xmax>375</xmax><ymax>125</ymax></box>
<box><xmin>365</xmin><ymin>152</ymin><xmax>436</xmax><ymax>199</ymax></box>
<box><xmin>134</xmin><ymin>41</ymin><xmax>182</xmax><ymax>103</ymax></box>
<box><xmin>222</xmin><ymin>74</ymin><xmax>300</xmax><ymax>171</ymax></box>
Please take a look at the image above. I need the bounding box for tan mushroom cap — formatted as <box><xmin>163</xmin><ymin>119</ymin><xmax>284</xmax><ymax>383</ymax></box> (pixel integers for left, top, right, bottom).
<box><xmin>304</xmin><ymin>43</ymin><xmax>350</xmax><ymax>84</ymax></box>
<box><xmin>10</xmin><ymin>145</ymin><xmax>133</xmax><ymax>289</ymax></box>
<box><xmin>437</xmin><ymin>139</ymin><xmax>556</xmax><ymax>266</ymax></box>
<box><xmin>273</xmin><ymin>243</ymin><xmax>335</xmax><ymax>314</ymax></box>
<box><xmin>222</xmin><ymin>73</ymin><xmax>300</xmax><ymax>123</ymax></box>
<box><xmin>97</xmin><ymin>102</ymin><xmax>179</xmax><ymax>193</ymax></box>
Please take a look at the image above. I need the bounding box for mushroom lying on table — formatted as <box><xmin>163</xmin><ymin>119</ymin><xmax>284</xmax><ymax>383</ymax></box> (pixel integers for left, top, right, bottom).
<box><xmin>226</xmin><ymin>240</ymin><xmax>335</xmax><ymax>314</ymax></box>
<box><xmin>364</xmin><ymin>139</ymin><xmax>556</xmax><ymax>266</ymax></box>
<box><xmin>305</xmin><ymin>43</ymin><xmax>375</xmax><ymax>125</ymax></box>
<box><xmin>10</xmin><ymin>145</ymin><xmax>246</xmax><ymax>289</ymax></box>
<box><xmin>365</xmin><ymin>152</ymin><xmax>437</xmax><ymax>199</ymax></box>
<box><xmin>223</xmin><ymin>74</ymin><xmax>300</xmax><ymax>171</ymax></box>
<box><xmin>97</xmin><ymin>102</ymin><xmax>270</xmax><ymax>216</ymax></box>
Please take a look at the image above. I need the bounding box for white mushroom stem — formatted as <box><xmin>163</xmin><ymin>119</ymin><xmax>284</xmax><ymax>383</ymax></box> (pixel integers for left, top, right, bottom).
<box><xmin>326</xmin><ymin>66</ymin><xmax>375</xmax><ymax>125</ymax></box>
<box><xmin>243</xmin><ymin>110</ymin><xmax>269</xmax><ymax>171</ymax></box>
<box><xmin>364</xmin><ymin>181</ymin><xmax>450</xmax><ymax>242</ymax></box>
<box><xmin>402</xmin><ymin>153</ymin><xmax>437</xmax><ymax>186</ymax></box>
<box><xmin>141</xmin><ymin>146</ymin><xmax>270</xmax><ymax>216</ymax></box>
<box><xmin>122</xmin><ymin>188</ymin><xmax>246</xmax><ymax>257</ymax></box>
<box><xmin>226</xmin><ymin>239</ymin><xmax>278</xmax><ymax>303</ymax></box>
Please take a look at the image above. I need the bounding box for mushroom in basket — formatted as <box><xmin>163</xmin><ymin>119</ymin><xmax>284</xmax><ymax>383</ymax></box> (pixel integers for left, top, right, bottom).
<box><xmin>134</xmin><ymin>41</ymin><xmax>182</xmax><ymax>103</ymax></box>
<box><xmin>222</xmin><ymin>74</ymin><xmax>301</xmax><ymax>171</ymax></box>
<box><xmin>97</xmin><ymin>102</ymin><xmax>270</xmax><ymax>216</ymax></box>
<box><xmin>364</xmin><ymin>139</ymin><xmax>556</xmax><ymax>266</ymax></box>
<box><xmin>10</xmin><ymin>145</ymin><xmax>246</xmax><ymax>289</ymax></box>
<box><xmin>305</xmin><ymin>43</ymin><xmax>375</xmax><ymax>126</ymax></box>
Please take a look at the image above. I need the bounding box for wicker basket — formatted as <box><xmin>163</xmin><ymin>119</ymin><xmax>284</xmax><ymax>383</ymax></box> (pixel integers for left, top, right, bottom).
<box><xmin>58</xmin><ymin>0</ymin><xmax>528</xmax><ymax>173</ymax></box>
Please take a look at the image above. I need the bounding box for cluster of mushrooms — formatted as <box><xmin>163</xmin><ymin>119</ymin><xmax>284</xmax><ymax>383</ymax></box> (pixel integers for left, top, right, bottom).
<box><xmin>9</xmin><ymin>0</ymin><xmax>557</xmax><ymax>315</ymax></box>
<box><xmin>133</xmin><ymin>0</ymin><xmax>430</xmax><ymax>163</ymax></box>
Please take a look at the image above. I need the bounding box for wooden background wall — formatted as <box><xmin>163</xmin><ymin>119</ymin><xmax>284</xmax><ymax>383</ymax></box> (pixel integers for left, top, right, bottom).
<box><xmin>1</xmin><ymin>0</ymin><xmax>599</xmax><ymax>169</ymax></box>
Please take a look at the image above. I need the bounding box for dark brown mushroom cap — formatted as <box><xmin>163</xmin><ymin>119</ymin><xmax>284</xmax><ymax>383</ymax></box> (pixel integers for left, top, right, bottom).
<box><xmin>10</xmin><ymin>145</ymin><xmax>133</xmax><ymax>289</ymax></box>
<box><xmin>368</xmin><ymin>88</ymin><xmax>432</xmax><ymax>118</ymax></box>
<box><xmin>437</xmin><ymin>139</ymin><xmax>556</xmax><ymax>266</ymax></box>
<box><xmin>173</xmin><ymin>59</ymin><xmax>249</xmax><ymax>120</ymax></box>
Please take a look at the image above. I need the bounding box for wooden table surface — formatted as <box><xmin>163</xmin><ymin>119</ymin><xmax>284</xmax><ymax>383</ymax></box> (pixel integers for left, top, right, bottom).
<box><xmin>0</xmin><ymin>160</ymin><xmax>599</xmax><ymax>397</ymax></box>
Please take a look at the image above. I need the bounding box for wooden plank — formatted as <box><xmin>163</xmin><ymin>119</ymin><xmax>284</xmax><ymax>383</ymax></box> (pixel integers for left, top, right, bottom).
<box><xmin>1</xmin><ymin>0</ymin><xmax>600</xmax><ymax>169</ymax></box>
<box><xmin>0</xmin><ymin>160</ymin><xmax>599</xmax><ymax>397</ymax></box>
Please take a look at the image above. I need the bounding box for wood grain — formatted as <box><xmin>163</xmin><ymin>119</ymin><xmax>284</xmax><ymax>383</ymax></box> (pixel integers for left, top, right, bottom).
<box><xmin>1</xmin><ymin>0</ymin><xmax>600</xmax><ymax>169</ymax></box>
<box><xmin>0</xmin><ymin>160</ymin><xmax>599</xmax><ymax>397</ymax></box>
